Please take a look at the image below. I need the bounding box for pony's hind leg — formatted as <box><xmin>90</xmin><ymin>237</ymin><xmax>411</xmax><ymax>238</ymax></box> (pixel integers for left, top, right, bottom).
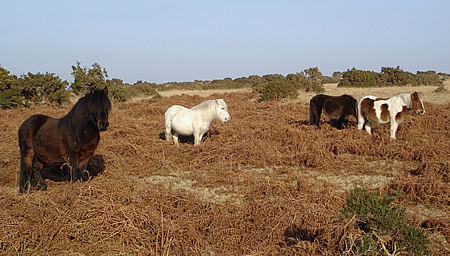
<box><xmin>164</xmin><ymin>118</ymin><xmax>173</xmax><ymax>142</ymax></box>
<box><xmin>357</xmin><ymin>113</ymin><xmax>366</xmax><ymax>131</ymax></box>
<box><xmin>335</xmin><ymin>118</ymin><xmax>344</xmax><ymax>129</ymax></box>
<box><xmin>19</xmin><ymin>151</ymin><xmax>35</xmax><ymax>193</ymax></box>
<box><xmin>309</xmin><ymin>102</ymin><xmax>321</xmax><ymax>128</ymax></box>
<box><xmin>172</xmin><ymin>134</ymin><xmax>180</xmax><ymax>146</ymax></box>
<box><xmin>364</xmin><ymin>121</ymin><xmax>372</xmax><ymax>134</ymax></box>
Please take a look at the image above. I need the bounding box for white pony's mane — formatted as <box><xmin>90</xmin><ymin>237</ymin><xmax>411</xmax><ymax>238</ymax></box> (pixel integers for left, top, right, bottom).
<box><xmin>192</xmin><ymin>100</ymin><xmax>215</xmax><ymax>111</ymax></box>
<box><xmin>192</xmin><ymin>99</ymin><xmax>227</xmax><ymax>119</ymax></box>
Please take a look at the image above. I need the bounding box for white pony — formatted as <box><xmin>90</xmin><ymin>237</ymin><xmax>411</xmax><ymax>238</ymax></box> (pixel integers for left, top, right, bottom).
<box><xmin>357</xmin><ymin>91</ymin><xmax>425</xmax><ymax>139</ymax></box>
<box><xmin>164</xmin><ymin>99</ymin><xmax>231</xmax><ymax>146</ymax></box>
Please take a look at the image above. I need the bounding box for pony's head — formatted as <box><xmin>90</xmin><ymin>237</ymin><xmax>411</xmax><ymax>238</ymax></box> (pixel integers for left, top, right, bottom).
<box><xmin>411</xmin><ymin>91</ymin><xmax>425</xmax><ymax>116</ymax></box>
<box><xmin>215</xmin><ymin>99</ymin><xmax>231</xmax><ymax>123</ymax></box>
<box><xmin>88</xmin><ymin>87</ymin><xmax>112</xmax><ymax>131</ymax></box>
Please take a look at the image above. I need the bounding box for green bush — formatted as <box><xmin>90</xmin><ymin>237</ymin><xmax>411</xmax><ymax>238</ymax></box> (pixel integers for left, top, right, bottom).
<box><xmin>260</xmin><ymin>81</ymin><xmax>298</xmax><ymax>101</ymax></box>
<box><xmin>71</xmin><ymin>61</ymin><xmax>109</xmax><ymax>95</ymax></box>
<box><xmin>338</xmin><ymin>68</ymin><xmax>377</xmax><ymax>87</ymax></box>
<box><xmin>340</xmin><ymin>187</ymin><xmax>430</xmax><ymax>255</ymax></box>
<box><xmin>0</xmin><ymin>67</ymin><xmax>69</xmax><ymax>108</ymax></box>
<box><xmin>19</xmin><ymin>72</ymin><xmax>70</xmax><ymax>106</ymax></box>
<box><xmin>377</xmin><ymin>66</ymin><xmax>415</xmax><ymax>87</ymax></box>
<box><xmin>416</xmin><ymin>71</ymin><xmax>443</xmax><ymax>86</ymax></box>
<box><xmin>0</xmin><ymin>86</ymin><xmax>27</xmax><ymax>109</ymax></box>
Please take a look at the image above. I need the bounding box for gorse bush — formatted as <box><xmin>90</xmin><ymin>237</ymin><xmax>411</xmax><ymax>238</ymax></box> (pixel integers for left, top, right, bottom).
<box><xmin>71</xmin><ymin>61</ymin><xmax>109</xmax><ymax>95</ymax></box>
<box><xmin>341</xmin><ymin>187</ymin><xmax>430</xmax><ymax>255</ymax></box>
<box><xmin>338</xmin><ymin>68</ymin><xmax>377</xmax><ymax>87</ymax></box>
<box><xmin>260</xmin><ymin>81</ymin><xmax>298</xmax><ymax>101</ymax></box>
<box><xmin>0</xmin><ymin>66</ymin><xmax>70</xmax><ymax>109</ymax></box>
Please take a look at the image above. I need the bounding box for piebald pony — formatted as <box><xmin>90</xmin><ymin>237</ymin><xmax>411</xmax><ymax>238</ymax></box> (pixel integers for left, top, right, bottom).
<box><xmin>357</xmin><ymin>91</ymin><xmax>425</xmax><ymax>139</ymax></box>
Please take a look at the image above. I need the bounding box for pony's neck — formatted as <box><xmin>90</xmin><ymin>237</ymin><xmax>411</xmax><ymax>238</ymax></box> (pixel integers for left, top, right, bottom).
<box><xmin>60</xmin><ymin>95</ymin><xmax>97</xmax><ymax>143</ymax></box>
<box><xmin>395</xmin><ymin>93</ymin><xmax>413</xmax><ymax>108</ymax></box>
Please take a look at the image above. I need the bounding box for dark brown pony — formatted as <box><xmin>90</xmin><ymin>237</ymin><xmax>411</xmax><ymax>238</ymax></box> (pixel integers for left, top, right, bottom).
<box><xmin>18</xmin><ymin>88</ymin><xmax>111</xmax><ymax>193</ymax></box>
<box><xmin>309</xmin><ymin>94</ymin><xmax>357</xmax><ymax>129</ymax></box>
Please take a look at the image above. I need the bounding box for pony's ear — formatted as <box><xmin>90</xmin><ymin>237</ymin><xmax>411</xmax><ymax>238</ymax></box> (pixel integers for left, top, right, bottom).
<box><xmin>103</xmin><ymin>87</ymin><xmax>108</xmax><ymax>95</ymax></box>
<box><xmin>90</xmin><ymin>88</ymin><xmax>96</xmax><ymax>95</ymax></box>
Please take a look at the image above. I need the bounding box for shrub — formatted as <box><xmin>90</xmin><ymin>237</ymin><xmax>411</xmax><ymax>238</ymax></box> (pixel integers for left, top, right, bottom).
<box><xmin>71</xmin><ymin>61</ymin><xmax>109</xmax><ymax>95</ymax></box>
<box><xmin>19</xmin><ymin>72</ymin><xmax>70</xmax><ymax>106</ymax></box>
<box><xmin>0</xmin><ymin>86</ymin><xmax>27</xmax><ymax>109</ymax></box>
<box><xmin>338</xmin><ymin>68</ymin><xmax>377</xmax><ymax>87</ymax></box>
<box><xmin>416</xmin><ymin>71</ymin><xmax>444</xmax><ymax>86</ymax></box>
<box><xmin>340</xmin><ymin>187</ymin><xmax>430</xmax><ymax>255</ymax></box>
<box><xmin>433</xmin><ymin>85</ymin><xmax>448</xmax><ymax>93</ymax></box>
<box><xmin>260</xmin><ymin>81</ymin><xmax>298</xmax><ymax>101</ymax></box>
<box><xmin>377</xmin><ymin>66</ymin><xmax>415</xmax><ymax>87</ymax></box>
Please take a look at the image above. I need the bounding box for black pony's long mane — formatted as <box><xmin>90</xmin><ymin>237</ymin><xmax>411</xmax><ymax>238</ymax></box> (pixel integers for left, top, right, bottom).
<box><xmin>58</xmin><ymin>89</ymin><xmax>111</xmax><ymax>144</ymax></box>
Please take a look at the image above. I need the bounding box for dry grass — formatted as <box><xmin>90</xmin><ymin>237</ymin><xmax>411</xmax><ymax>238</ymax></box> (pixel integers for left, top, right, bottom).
<box><xmin>0</xmin><ymin>89</ymin><xmax>449</xmax><ymax>255</ymax></box>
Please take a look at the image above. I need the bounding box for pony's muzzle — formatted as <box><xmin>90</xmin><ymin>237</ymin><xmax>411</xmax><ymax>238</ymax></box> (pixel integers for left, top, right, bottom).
<box><xmin>224</xmin><ymin>116</ymin><xmax>231</xmax><ymax>122</ymax></box>
<box><xmin>98</xmin><ymin>121</ymin><xmax>109</xmax><ymax>131</ymax></box>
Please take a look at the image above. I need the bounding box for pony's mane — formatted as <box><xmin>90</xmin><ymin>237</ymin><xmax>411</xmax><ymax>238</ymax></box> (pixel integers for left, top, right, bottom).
<box><xmin>59</xmin><ymin>90</ymin><xmax>111</xmax><ymax>144</ymax></box>
<box><xmin>192</xmin><ymin>99</ymin><xmax>228</xmax><ymax>120</ymax></box>
<box><xmin>192</xmin><ymin>100</ymin><xmax>215</xmax><ymax>110</ymax></box>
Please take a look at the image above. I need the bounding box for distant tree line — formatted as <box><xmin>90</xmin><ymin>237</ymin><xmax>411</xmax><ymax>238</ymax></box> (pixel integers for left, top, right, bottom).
<box><xmin>0</xmin><ymin>63</ymin><xmax>447</xmax><ymax>108</ymax></box>
<box><xmin>338</xmin><ymin>66</ymin><xmax>444</xmax><ymax>88</ymax></box>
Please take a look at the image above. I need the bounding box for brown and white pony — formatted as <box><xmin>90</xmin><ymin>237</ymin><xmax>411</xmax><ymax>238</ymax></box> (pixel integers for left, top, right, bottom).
<box><xmin>357</xmin><ymin>91</ymin><xmax>425</xmax><ymax>139</ymax></box>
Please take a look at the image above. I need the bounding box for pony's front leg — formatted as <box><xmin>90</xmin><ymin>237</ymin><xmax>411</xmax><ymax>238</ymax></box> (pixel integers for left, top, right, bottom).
<box><xmin>77</xmin><ymin>157</ymin><xmax>91</xmax><ymax>181</ymax></box>
<box><xmin>389</xmin><ymin>120</ymin><xmax>398</xmax><ymax>140</ymax></box>
<box><xmin>194</xmin><ymin>132</ymin><xmax>205</xmax><ymax>145</ymax></box>
<box><xmin>31</xmin><ymin>166</ymin><xmax>47</xmax><ymax>191</ymax></box>
<box><xmin>69</xmin><ymin>158</ymin><xmax>83</xmax><ymax>182</ymax></box>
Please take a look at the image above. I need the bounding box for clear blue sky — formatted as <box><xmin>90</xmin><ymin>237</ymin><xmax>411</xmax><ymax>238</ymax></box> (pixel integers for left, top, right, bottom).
<box><xmin>1</xmin><ymin>0</ymin><xmax>449</xmax><ymax>84</ymax></box>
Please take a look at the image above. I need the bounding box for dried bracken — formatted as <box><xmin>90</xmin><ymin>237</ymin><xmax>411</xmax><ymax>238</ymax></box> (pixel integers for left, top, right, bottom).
<box><xmin>0</xmin><ymin>92</ymin><xmax>448</xmax><ymax>255</ymax></box>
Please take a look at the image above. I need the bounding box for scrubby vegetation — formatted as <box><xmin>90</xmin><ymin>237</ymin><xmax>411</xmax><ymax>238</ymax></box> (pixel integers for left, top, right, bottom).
<box><xmin>0</xmin><ymin>63</ymin><xmax>446</xmax><ymax>108</ymax></box>
<box><xmin>0</xmin><ymin>66</ymin><xmax>70</xmax><ymax>108</ymax></box>
<box><xmin>338</xmin><ymin>66</ymin><xmax>444</xmax><ymax>88</ymax></box>
<box><xmin>340</xmin><ymin>187</ymin><xmax>431</xmax><ymax>255</ymax></box>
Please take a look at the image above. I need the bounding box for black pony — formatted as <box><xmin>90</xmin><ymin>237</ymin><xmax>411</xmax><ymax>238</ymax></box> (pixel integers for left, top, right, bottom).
<box><xmin>18</xmin><ymin>88</ymin><xmax>111</xmax><ymax>193</ymax></box>
<box><xmin>309</xmin><ymin>94</ymin><xmax>357</xmax><ymax>129</ymax></box>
